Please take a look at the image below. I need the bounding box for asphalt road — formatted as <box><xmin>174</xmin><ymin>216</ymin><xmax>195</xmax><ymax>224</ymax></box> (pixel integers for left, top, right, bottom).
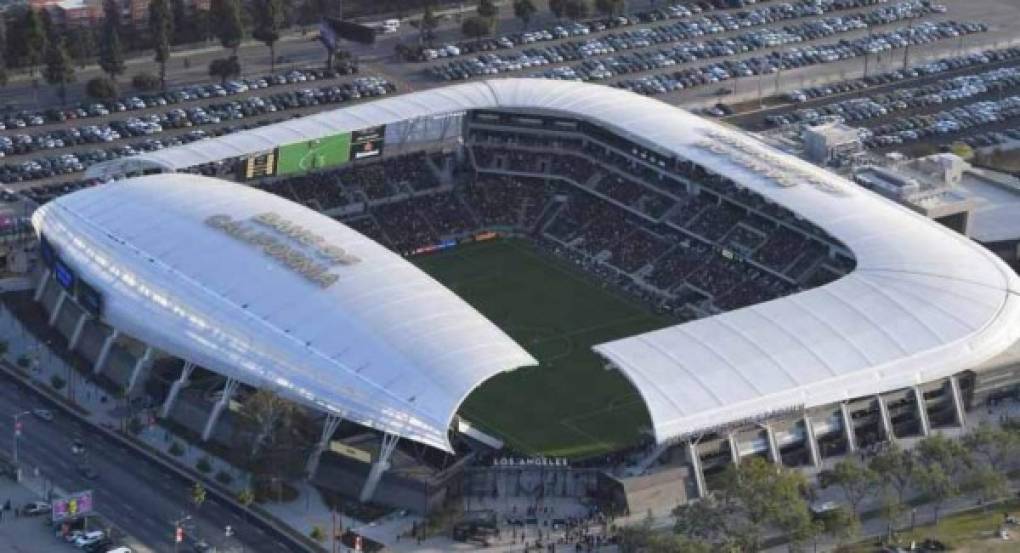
<box><xmin>0</xmin><ymin>373</ymin><xmax>288</xmax><ymax>553</ymax></box>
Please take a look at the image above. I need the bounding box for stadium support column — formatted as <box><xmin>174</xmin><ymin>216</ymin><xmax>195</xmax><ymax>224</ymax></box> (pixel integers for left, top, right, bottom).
<box><xmin>202</xmin><ymin>378</ymin><xmax>239</xmax><ymax>442</ymax></box>
<box><xmin>33</xmin><ymin>269</ymin><xmax>50</xmax><ymax>302</ymax></box>
<box><xmin>686</xmin><ymin>441</ymin><xmax>707</xmax><ymax>499</ymax></box>
<box><xmin>765</xmin><ymin>424</ymin><xmax>782</xmax><ymax>466</ymax></box>
<box><xmin>93</xmin><ymin>329</ymin><xmax>119</xmax><ymax>375</ymax></box>
<box><xmin>306</xmin><ymin>414</ymin><xmax>342</xmax><ymax>479</ymax></box>
<box><xmin>126</xmin><ymin>346</ymin><xmax>153</xmax><ymax>394</ymax></box>
<box><xmin>727</xmin><ymin>433</ymin><xmax>740</xmax><ymax>466</ymax></box>
<box><xmin>876</xmin><ymin>395</ymin><xmax>895</xmax><ymax>442</ymax></box>
<box><xmin>803</xmin><ymin>416</ymin><xmax>822</xmax><ymax>468</ymax></box>
<box><xmin>913</xmin><ymin>386</ymin><xmax>931</xmax><ymax>437</ymax></box>
<box><xmin>67</xmin><ymin>312</ymin><xmax>88</xmax><ymax>351</ymax></box>
<box><xmin>359</xmin><ymin>433</ymin><xmax>399</xmax><ymax>503</ymax></box>
<box><xmin>840</xmin><ymin>402</ymin><xmax>857</xmax><ymax>453</ymax></box>
<box><xmin>48</xmin><ymin>289</ymin><xmax>66</xmax><ymax>326</ymax></box>
<box><xmin>160</xmin><ymin>362</ymin><xmax>195</xmax><ymax>419</ymax></box>
<box><xmin>949</xmin><ymin>375</ymin><xmax>967</xmax><ymax>428</ymax></box>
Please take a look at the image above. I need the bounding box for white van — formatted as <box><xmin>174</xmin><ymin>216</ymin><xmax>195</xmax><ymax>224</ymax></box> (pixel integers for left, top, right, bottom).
<box><xmin>382</xmin><ymin>19</ymin><xmax>400</xmax><ymax>33</ymax></box>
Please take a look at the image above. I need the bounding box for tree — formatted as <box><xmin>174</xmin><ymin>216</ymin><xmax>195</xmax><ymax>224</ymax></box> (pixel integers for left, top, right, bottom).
<box><xmin>172</xmin><ymin>0</ymin><xmax>191</xmax><ymax>44</ymax></box>
<box><xmin>595</xmin><ymin>0</ymin><xmax>623</xmax><ymax>17</ymax></box>
<box><xmin>191</xmin><ymin>481</ymin><xmax>207</xmax><ymax>509</ymax></box>
<box><xmin>0</xmin><ymin>340</ymin><xmax>7</xmax><ymax>359</ymax></box>
<box><xmin>99</xmin><ymin>0</ymin><xmax>126</xmax><ymax>82</ymax></box>
<box><xmin>513</xmin><ymin>0</ymin><xmax>536</xmax><ymax>30</ymax></box>
<box><xmin>950</xmin><ymin>141</ymin><xmax>974</xmax><ymax>160</ymax></box>
<box><xmin>0</xmin><ymin>14</ymin><xmax>8</xmax><ymax>87</ymax></box>
<box><xmin>916</xmin><ymin>463</ymin><xmax>956</xmax><ymax>526</ymax></box>
<box><xmin>66</xmin><ymin>27</ymin><xmax>96</xmax><ymax>69</ymax></box>
<box><xmin>869</xmin><ymin>443</ymin><xmax>915</xmax><ymax>506</ymax></box>
<box><xmin>716</xmin><ymin>457</ymin><xmax>812</xmax><ymax>552</ymax></box>
<box><xmin>22</xmin><ymin>9</ymin><xmax>46</xmax><ymax>77</ymax></box>
<box><xmin>916</xmin><ymin>434</ymin><xmax>971</xmax><ymax>481</ymax></box>
<box><xmin>816</xmin><ymin>507</ymin><xmax>860</xmax><ymax>547</ymax></box>
<box><xmin>210</xmin><ymin>0</ymin><xmax>244</xmax><ymax>56</ymax></box>
<box><xmin>251</xmin><ymin>0</ymin><xmax>284</xmax><ymax>73</ymax></box>
<box><xmin>477</xmin><ymin>0</ymin><xmax>498</xmax><ymax>19</ymax></box>
<box><xmin>241</xmin><ymin>389</ymin><xmax>296</xmax><ymax>458</ymax></box>
<box><xmin>208</xmin><ymin>56</ymin><xmax>240</xmax><ymax>84</ymax></box>
<box><xmin>966</xmin><ymin>465</ymin><xmax>1009</xmax><ymax>511</ymax></box>
<box><xmin>419</xmin><ymin>3</ymin><xmax>439</xmax><ymax>45</ymax></box>
<box><xmin>461</xmin><ymin>16</ymin><xmax>493</xmax><ymax>41</ymax></box>
<box><xmin>672</xmin><ymin>495</ymin><xmax>729</xmax><ymax>544</ymax></box>
<box><xmin>85</xmin><ymin>76</ymin><xmax>118</xmax><ymax>99</ymax></box>
<box><xmin>963</xmin><ymin>422</ymin><xmax>1020</xmax><ymax>473</ymax></box>
<box><xmin>149</xmin><ymin>0</ymin><xmax>174</xmax><ymax>90</ymax></box>
<box><xmin>563</xmin><ymin>0</ymin><xmax>590</xmax><ymax>21</ymax></box>
<box><xmin>877</xmin><ymin>487</ymin><xmax>905</xmax><ymax>542</ymax></box>
<box><xmin>310</xmin><ymin>525</ymin><xmax>325</xmax><ymax>542</ymax></box>
<box><xmin>549</xmin><ymin>0</ymin><xmax>567</xmax><ymax>20</ymax></box>
<box><xmin>830</xmin><ymin>458</ymin><xmax>876</xmax><ymax>515</ymax></box>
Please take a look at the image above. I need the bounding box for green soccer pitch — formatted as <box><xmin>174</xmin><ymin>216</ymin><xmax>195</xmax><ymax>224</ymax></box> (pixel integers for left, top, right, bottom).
<box><xmin>276</xmin><ymin>133</ymin><xmax>352</xmax><ymax>175</ymax></box>
<box><xmin>413</xmin><ymin>238</ymin><xmax>671</xmax><ymax>459</ymax></box>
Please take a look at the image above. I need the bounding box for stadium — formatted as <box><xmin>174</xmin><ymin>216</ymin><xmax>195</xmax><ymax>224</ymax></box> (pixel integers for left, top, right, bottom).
<box><xmin>28</xmin><ymin>79</ymin><xmax>1020</xmax><ymax>513</ymax></box>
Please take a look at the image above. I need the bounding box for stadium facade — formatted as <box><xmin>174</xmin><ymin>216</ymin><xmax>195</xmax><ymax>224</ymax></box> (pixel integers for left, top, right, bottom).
<box><xmin>31</xmin><ymin>79</ymin><xmax>1020</xmax><ymax>507</ymax></box>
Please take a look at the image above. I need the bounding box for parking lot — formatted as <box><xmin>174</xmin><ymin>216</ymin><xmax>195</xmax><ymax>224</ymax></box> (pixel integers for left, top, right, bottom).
<box><xmin>0</xmin><ymin>69</ymin><xmax>394</xmax><ymax>185</ymax></box>
<box><xmin>0</xmin><ymin>0</ymin><xmax>1017</xmax><ymax>197</ymax></box>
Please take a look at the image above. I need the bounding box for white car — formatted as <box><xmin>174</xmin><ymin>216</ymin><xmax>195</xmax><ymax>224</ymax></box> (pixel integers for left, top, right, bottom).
<box><xmin>72</xmin><ymin>530</ymin><xmax>105</xmax><ymax>548</ymax></box>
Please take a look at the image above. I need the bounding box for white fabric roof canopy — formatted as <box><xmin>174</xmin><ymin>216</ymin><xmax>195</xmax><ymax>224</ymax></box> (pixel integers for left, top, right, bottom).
<box><xmin>34</xmin><ymin>176</ymin><xmax>537</xmax><ymax>452</ymax></box>
<box><xmin>83</xmin><ymin>79</ymin><xmax>1020</xmax><ymax>445</ymax></box>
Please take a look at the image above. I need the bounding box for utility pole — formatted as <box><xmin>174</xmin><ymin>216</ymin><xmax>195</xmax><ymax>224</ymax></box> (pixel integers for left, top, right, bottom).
<box><xmin>902</xmin><ymin>21</ymin><xmax>913</xmax><ymax>71</ymax></box>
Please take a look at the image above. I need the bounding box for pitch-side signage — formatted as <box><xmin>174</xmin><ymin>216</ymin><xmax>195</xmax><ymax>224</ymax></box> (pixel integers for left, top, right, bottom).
<box><xmin>205</xmin><ymin>212</ymin><xmax>361</xmax><ymax>289</ymax></box>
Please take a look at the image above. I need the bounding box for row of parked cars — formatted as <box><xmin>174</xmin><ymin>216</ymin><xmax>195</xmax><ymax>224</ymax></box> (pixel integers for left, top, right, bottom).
<box><xmin>864</xmin><ymin>95</ymin><xmax>1020</xmax><ymax>147</ymax></box>
<box><xmin>411</xmin><ymin>0</ymin><xmax>904</xmax><ymax>62</ymax></box>
<box><xmin>772</xmin><ymin>63</ymin><xmax>1020</xmax><ymax>127</ymax></box>
<box><xmin>783</xmin><ymin>47</ymin><xmax>1020</xmax><ymax>104</ymax></box>
<box><xmin>608</xmin><ymin>19</ymin><xmax>983</xmax><ymax>96</ymax></box>
<box><xmin>0</xmin><ymin>77</ymin><xmax>395</xmax><ymax>184</ymax></box>
<box><xmin>0</xmin><ymin>68</ymin><xmax>355</xmax><ymax>131</ymax></box>
<box><xmin>0</xmin><ymin>78</ymin><xmax>392</xmax><ymax>159</ymax></box>
<box><xmin>429</xmin><ymin>0</ymin><xmax>938</xmax><ymax>81</ymax></box>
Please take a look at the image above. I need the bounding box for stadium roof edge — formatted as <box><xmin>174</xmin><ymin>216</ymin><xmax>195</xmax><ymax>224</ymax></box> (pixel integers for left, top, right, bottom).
<box><xmin>83</xmin><ymin>79</ymin><xmax>1020</xmax><ymax>445</ymax></box>
<box><xmin>33</xmin><ymin>175</ymin><xmax>538</xmax><ymax>452</ymax></box>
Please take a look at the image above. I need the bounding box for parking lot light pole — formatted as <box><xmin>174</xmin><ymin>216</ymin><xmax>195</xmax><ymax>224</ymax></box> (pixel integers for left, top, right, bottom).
<box><xmin>12</xmin><ymin>410</ymin><xmax>29</xmax><ymax>468</ymax></box>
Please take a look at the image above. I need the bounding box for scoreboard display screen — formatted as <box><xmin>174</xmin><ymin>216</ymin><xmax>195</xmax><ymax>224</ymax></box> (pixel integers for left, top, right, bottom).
<box><xmin>350</xmin><ymin>126</ymin><xmax>385</xmax><ymax>160</ymax></box>
<box><xmin>76</xmin><ymin>280</ymin><xmax>103</xmax><ymax>318</ymax></box>
<box><xmin>239</xmin><ymin>150</ymin><xmax>278</xmax><ymax>180</ymax></box>
<box><xmin>53</xmin><ymin>258</ymin><xmax>76</xmax><ymax>292</ymax></box>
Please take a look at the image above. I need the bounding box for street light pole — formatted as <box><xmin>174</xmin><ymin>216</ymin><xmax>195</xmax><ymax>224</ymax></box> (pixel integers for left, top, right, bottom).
<box><xmin>12</xmin><ymin>410</ymin><xmax>29</xmax><ymax>468</ymax></box>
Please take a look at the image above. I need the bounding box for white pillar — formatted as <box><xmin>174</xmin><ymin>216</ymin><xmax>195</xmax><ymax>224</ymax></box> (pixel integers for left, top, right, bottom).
<box><xmin>359</xmin><ymin>433</ymin><xmax>399</xmax><ymax>503</ymax></box>
<box><xmin>877</xmin><ymin>395</ymin><xmax>895</xmax><ymax>441</ymax></box>
<box><xmin>803</xmin><ymin>416</ymin><xmax>822</xmax><ymax>468</ymax></box>
<box><xmin>126</xmin><ymin>346</ymin><xmax>153</xmax><ymax>394</ymax></box>
<box><xmin>93</xmin><ymin>329</ymin><xmax>119</xmax><ymax>375</ymax></box>
<box><xmin>160</xmin><ymin>362</ymin><xmax>195</xmax><ymax>418</ymax></box>
<box><xmin>727</xmin><ymin>433</ymin><xmax>740</xmax><ymax>466</ymax></box>
<box><xmin>686</xmin><ymin>441</ymin><xmax>706</xmax><ymax>500</ymax></box>
<box><xmin>765</xmin><ymin>424</ymin><xmax>782</xmax><ymax>466</ymax></box>
<box><xmin>840</xmin><ymin>402</ymin><xmax>857</xmax><ymax>453</ymax></box>
<box><xmin>67</xmin><ymin>313</ymin><xmax>89</xmax><ymax>351</ymax></box>
<box><xmin>914</xmin><ymin>386</ymin><xmax>931</xmax><ymax>437</ymax></box>
<box><xmin>202</xmin><ymin>379</ymin><xmax>239</xmax><ymax>442</ymax></box>
<box><xmin>306</xmin><ymin>414</ymin><xmax>343</xmax><ymax>479</ymax></box>
<box><xmin>48</xmin><ymin>289</ymin><xmax>66</xmax><ymax>327</ymax></box>
<box><xmin>949</xmin><ymin>375</ymin><xmax>967</xmax><ymax>428</ymax></box>
<box><xmin>33</xmin><ymin>269</ymin><xmax>50</xmax><ymax>302</ymax></box>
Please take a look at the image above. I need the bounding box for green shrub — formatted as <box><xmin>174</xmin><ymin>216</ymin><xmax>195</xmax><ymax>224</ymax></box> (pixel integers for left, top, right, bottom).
<box><xmin>310</xmin><ymin>525</ymin><xmax>324</xmax><ymax>542</ymax></box>
<box><xmin>85</xmin><ymin>76</ymin><xmax>117</xmax><ymax>100</ymax></box>
<box><xmin>215</xmin><ymin>470</ymin><xmax>233</xmax><ymax>485</ymax></box>
<box><xmin>131</xmin><ymin>72</ymin><xmax>160</xmax><ymax>91</ymax></box>
<box><xmin>196</xmin><ymin>456</ymin><xmax>212</xmax><ymax>473</ymax></box>
<box><xmin>50</xmin><ymin>375</ymin><xmax>65</xmax><ymax>390</ymax></box>
<box><xmin>169</xmin><ymin>441</ymin><xmax>185</xmax><ymax>456</ymax></box>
